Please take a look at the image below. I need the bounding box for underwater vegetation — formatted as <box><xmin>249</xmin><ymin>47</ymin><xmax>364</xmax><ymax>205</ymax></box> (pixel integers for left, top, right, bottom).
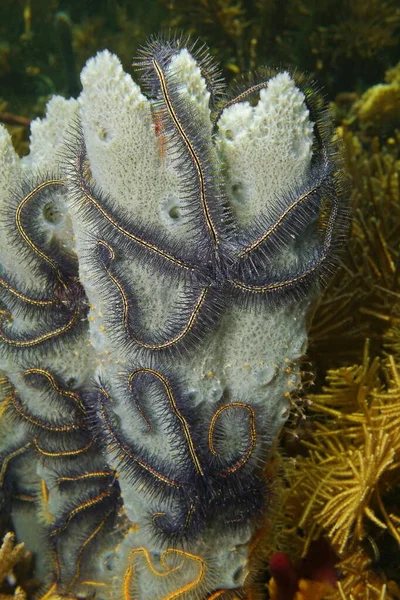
<box><xmin>263</xmin><ymin>346</ymin><xmax>400</xmax><ymax>599</ymax></box>
<box><xmin>159</xmin><ymin>0</ymin><xmax>400</xmax><ymax>94</ymax></box>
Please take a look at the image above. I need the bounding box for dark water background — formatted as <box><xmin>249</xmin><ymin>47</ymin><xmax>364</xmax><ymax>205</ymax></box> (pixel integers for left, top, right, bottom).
<box><xmin>1</xmin><ymin>0</ymin><xmax>399</xmax><ymax>128</ymax></box>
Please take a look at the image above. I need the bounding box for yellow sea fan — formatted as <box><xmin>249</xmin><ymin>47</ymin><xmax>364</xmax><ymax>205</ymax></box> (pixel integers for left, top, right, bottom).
<box><xmin>309</xmin><ymin>130</ymin><xmax>400</xmax><ymax>372</ymax></box>
<box><xmin>311</xmin><ymin>424</ymin><xmax>395</xmax><ymax>552</ymax></box>
<box><xmin>259</xmin><ymin>352</ymin><xmax>400</xmax><ymax>599</ymax></box>
<box><xmin>333</xmin><ymin>545</ymin><xmax>398</xmax><ymax>600</ymax></box>
<box><xmin>275</xmin><ymin>344</ymin><xmax>400</xmax><ymax>558</ymax></box>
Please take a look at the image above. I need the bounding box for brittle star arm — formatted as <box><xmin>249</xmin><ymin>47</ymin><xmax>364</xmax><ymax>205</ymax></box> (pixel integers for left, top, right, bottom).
<box><xmin>232</xmin><ymin>185</ymin><xmax>340</xmax><ymax>294</ymax></box>
<box><xmin>97</xmin><ymin>240</ymin><xmax>210</xmax><ymax>352</ymax></box>
<box><xmin>71</xmin><ymin>149</ymin><xmax>198</xmax><ymax>273</ymax></box>
<box><xmin>208</xmin><ymin>402</ymin><xmax>257</xmax><ymax>476</ymax></box>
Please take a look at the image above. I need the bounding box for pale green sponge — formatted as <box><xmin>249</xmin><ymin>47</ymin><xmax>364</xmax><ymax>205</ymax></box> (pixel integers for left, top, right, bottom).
<box><xmin>0</xmin><ymin>35</ymin><xmax>348</xmax><ymax>600</ymax></box>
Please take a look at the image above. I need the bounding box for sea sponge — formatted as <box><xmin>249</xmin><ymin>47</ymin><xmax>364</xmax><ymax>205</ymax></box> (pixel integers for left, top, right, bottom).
<box><xmin>0</xmin><ymin>35</ymin><xmax>348</xmax><ymax>599</ymax></box>
<box><xmin>354</xmin><ymin>82</ymin><xmax>400</xmax><ymax>126</ymax></box>
<box><xmin>351</xmin><ymin>61</ymin><xmax>400</xmax><ymax>127</ymax></box>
